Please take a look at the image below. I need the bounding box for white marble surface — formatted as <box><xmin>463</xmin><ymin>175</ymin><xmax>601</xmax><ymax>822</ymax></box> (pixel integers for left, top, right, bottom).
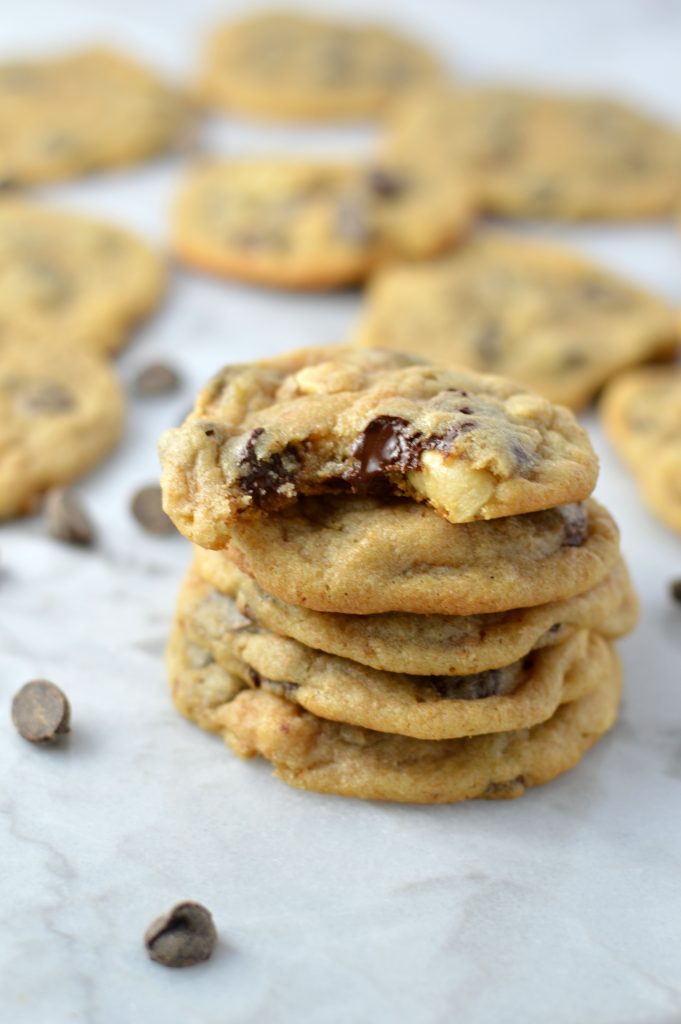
<box><xmin>1</xmin><ymin>1</ymin><xmax>681</xmax><ymax>1021</ymax></box>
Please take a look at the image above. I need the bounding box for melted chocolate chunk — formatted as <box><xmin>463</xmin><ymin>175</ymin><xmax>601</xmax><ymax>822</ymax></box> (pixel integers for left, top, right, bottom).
<box><xmin>350</xmin><ymin>415</ymin><xmax>418</xmax><ymax>492</ymax></box>
<box><xmin>347</xmin><ymin>413</ymin><xmax>478</xmax><ymax>494</ymax></box>
<box><xmin>560</xmin><ymin>503</ymin><xmax>588</xmax><ymax>547</ymax></box>
<box><xmin>238</xmin><ymin>428</ymin><xmax>301</xmax><ymax>507</ymax></box>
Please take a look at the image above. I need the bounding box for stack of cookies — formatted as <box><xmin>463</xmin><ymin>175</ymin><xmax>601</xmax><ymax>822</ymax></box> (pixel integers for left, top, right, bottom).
<box><xmin>160</xmin><ymin>348</ymin><xmax>637</xmax><ymax>804</ymax></box>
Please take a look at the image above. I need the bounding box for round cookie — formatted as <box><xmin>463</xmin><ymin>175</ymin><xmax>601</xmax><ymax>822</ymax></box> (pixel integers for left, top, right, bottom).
<box><xmin>190</xmin><ymin>555</ymin><xmax>636</xmax><ymax>675</ymax></box>
<box><xmin>196</xmin><ymin>496</ymin><xmax>619</xmax><ymax>616</ymax></box>
<box><xmin>0</xmin><ymin>201</ymin><xmax>166</xmax><ymax>355</ymax></box>
<box><xmin>172</xmin><ymin>158</ymin><xmax>473</xmax><ymax>290</ymax></box>
<box><xmin>159</xmin><ymin>347</ymin><xmax>598</xmax><ymax>547</ymax></box>
<box><xmin>354</xmin><ymin>234</ymin><xmax>678</xmax><ymax>409</ymax></box>
<box><xmin>167</xmin><ymin>628</ymin><xmax>247</xmax><ymax>734</ymax></box>
<box><xmin>385</xmin><ymin>87</ymin><xmax>681</xmax><ymax>219</ymax></box>
<box><xmin>176</xmin><ymin>564</ymin><xmax>624</xmax><ymax>740</ymax></box>
<box><xmin>197</xmin><ymin>10</ymin><xmax>443</xmax><ymax>120</ymax></box>
<box><xmin>0</xmin><ymin>46</ymin><xmax>190</xmax><ymax>186</ymax></box>
<box><xmin>601</xmin><ymin>365</ymin><xmax>681</xmax><ymax>533</ymax></box>
<box><xmin>0</xmin><ymin>336</ymin><xmax>124</xmax><ymax>518</ymax></box>
<box><xmin>168</xmin><ymin>625</ymin><xmax>622</xmax><ymax>804</ymax></box>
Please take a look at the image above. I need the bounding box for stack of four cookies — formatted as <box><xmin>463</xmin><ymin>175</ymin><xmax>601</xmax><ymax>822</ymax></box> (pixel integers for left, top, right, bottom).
<box><xmin>161</xmin><ymin>349</ymin><xmax>636</xmax><ymax>803</ymax></box>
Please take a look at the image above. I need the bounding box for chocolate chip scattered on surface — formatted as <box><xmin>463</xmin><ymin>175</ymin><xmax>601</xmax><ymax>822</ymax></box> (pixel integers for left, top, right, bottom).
<box><xmin>11</xmin><ymin>680</ymin><xmax>71</xmax><ymax>743</ymax></box>
<box><xmin>133</xmin><ymin>362</ymin><xmax>182</xmax><ymax>397</ymax></box>
<box><xmin>45</xmin><ymin>488</ymin><xmax>95</xmax><ymax>546</ymax></box>
<box><xmin>131</xmin><ymin>484</ymin><xmax>175</xmax><ymax>535</ymax></box>
<box><xmin>144</xmin><ymin>902</ymin><xmax>217</xmax><ymax>968</ymax></box>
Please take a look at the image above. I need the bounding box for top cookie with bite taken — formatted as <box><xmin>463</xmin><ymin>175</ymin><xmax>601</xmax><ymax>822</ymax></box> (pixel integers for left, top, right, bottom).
<box><xmin>159</xmin><ymin>347</ymin><xmax>598</xmax><ymax>548</ymax></box>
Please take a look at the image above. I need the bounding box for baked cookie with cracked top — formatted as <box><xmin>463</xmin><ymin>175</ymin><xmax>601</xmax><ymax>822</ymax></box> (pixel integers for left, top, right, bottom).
<box><xmin>197</xmin><ymin>10</ymin><xmax>443</xmax><ymax>120</ymax></box>
<box><xmin>0</xmin><ymin>47</ymin><xmax>190</xmax><ymax>186</ymax></box>
<box><xmin>385</xmin><ymin>87</ymin><xmax>681</xmax><ymax>219</ymax></box>
<box><xmin>176</xmin><ymin>565</ymin><xmax>633</xmax><ymax>740</ymax></box>
<box><xmin>0</xmin><ymin>201</ymin><xmax>165</xmax><ymax>355</ymax></box>
<box><xmin>354</xmin><ymin>234</ymin><xmax>678</xmax><ymax>409</ymax></box>
<box><xmin>0</xmin><ymin>336</ymin><xmax>124</xmax><ymax>518</ymax></box>
<box><xmin>189</xmin><ymin>555</ymin><xmax>636</xmax><ymax>675</ymax></box>
<box><xmin>167</xmin><ymin>624</ymin><xmax>622</xmax><ymax>803</ymax></box>
<box><xmin>195</xmin><ymin>497</ymin><xmax>620</xmax><ymax>616</ymax></box>
<box><xmin>159</xmin><ymin>347</ymin><xmax>598</xmax><ymax>547</ymax></box>
<box><xmin>601</xmin><ymin>365</ymin><xmax>681</xmax><ymax>533</ymax></box>
<box><xmin>172</xmin><ymin>158</ymin><xmax>473</xmax><ymax>289</ymax></box>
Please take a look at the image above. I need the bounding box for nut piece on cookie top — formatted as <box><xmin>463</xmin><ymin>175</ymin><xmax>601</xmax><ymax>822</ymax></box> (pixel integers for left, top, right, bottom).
<box><xmin>158</xmin><ymin>347</ymin><xmax>598</xmax><ymax>548</ymax></box>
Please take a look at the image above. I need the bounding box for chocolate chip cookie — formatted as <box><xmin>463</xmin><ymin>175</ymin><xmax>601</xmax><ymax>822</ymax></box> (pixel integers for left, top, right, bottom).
<box><xmin>172</xmin><ymin>158</ymin><xmax>473</xmax><ymax>289</ymax></box>
<box><xmin>159</xmin><ymin>347</ymin><xmax>598</xmax><ymax>547</ymax></box>
<box><xmin>0</xmin><ymin>46</ymin><xmax>190</xmax><ymax>186</ymax></box>
<box><xmin>354</xmin><ymin>234</ymin><xmax>678</xmax><ymax>408</ymax></box>
<box><xmin>0</xmin><ymin>336</ymin><xmax>124</xmax><ymax>518</ymax></box>
<box><xmin>167</xmin><ymin>623</ymin><xmax>622</xmax><ymax>803</ymax></box>
<box><xmin>176</xmin><ymin>564</ymin><xmax>631</xmax><ymax>740</ymax></box>
<box><xmin>601</xmin><ymin>365</ymin><xmax>681</xmax><ymax>533</ymax></box>
<box><xmin>386</xmin><ymin>87</ymin><xmax>681</xmax><ymax>219</ymax></box>
<box><xmin>197</xmin><ymin>10</ymin><xmax>443</xmax><ymax>120</ymax></box>
<box><xmin>0</xmin><ymin>201</ymin><xmax>165</xmax><ymax>355</ymax></box>
<box><xmin>195</xmin><ymin>497</ymin><xmax>619</xmax><ymax>616</ymax></box>
<box><xmin>189</xmin><ymin>555</ymin><xmax>636</xmax><ymax>675</ymax></box>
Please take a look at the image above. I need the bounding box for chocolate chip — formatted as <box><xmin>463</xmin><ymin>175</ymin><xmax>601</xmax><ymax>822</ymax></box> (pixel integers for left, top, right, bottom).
<box><xmin>483</xmin><ymin>776</ymin><xmax>526</xmax><ymax>800</ymax></box>
<box><xmin>349</xmin><ymin>416</ymin><xmax>418</xmax><ymax>492</ymax></box>
<box><xmin>432</xmin><ymin>664</ymin><xmax>521</xmax><ymax>700</ymax></box>
<box><xmin>22</xmin><ymin>382</ymin><xmax>74</xmax><ymax>414</ymax></box>
<box><xmin>560</xmin><ymin>503</ymin><xmax>588</xmax><ymax>547</ymax></box>
<box><xmin>238</xmin><ymin>429</ymin><xmax>300</xmax><ymax>508</ymax></box>
<box><xmin>510</xmin><ymin>440</ymin><xmax>535</xmax><ymax>472</ymax></box>
<box><xmin>44</xmin><ymin>488</ymin><xmax>95</xmax><ymax>546</ymax></box>
<box><xmin>348</xmin><ymin>414</ymin><xmax>482</xmax><ymax>494</ymax></box>
<box><xmin>144</xmin><ymin>902</ymin><xmax>217</xmax><ymax>968</ymax></box>
<box><xmin>366</xmin><ymin>169</ymin><xmax>406</xmax><ymax>199</ymax></box>
<box><xmin>670</xmin><ymin>579</ymin><xmax>681</xmax><ymax>604</ymax></box>
<box><xmin>11</xmin><ymin>680</ymin><xmax>71</xmax><ymax>743</ymax></box>
<box><xmin>561</xmin><ymin>349</ymin><xmax>589</xmax><ymax>370</ymax></box>
<box><xmin>131</xmin><ymin>485</ymin><xmax>175</xmax><ymax>535</ymax></box>
<box><xmin>195</xmin><ymin>420</ymin><xmax>225</xmax><ymax>442</ymax></box>
<box><xmin>134</xmin><ymin>362</ymin><xmax>181</xmax><ymax>397</ymax></box>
